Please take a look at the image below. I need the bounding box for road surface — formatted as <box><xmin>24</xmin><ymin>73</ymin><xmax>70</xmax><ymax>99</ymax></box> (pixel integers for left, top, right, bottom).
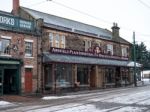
<box><xmin>1</xmin><ymin>83</ymin><xmax>150</xmax><ymax>112</ymax></box>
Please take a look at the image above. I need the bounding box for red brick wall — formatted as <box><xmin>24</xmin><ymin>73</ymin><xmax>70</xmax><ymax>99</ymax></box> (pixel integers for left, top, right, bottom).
<box><xmin>0</xmin><ymin>30</ymin><xmax>39</xmax><ymax>93</ymax></box>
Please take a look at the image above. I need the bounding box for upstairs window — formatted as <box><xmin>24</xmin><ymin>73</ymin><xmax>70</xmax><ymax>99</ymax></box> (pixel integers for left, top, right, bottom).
<box><xmin>55</xmin><ymin>34</ymin><xmax>60</xmax><ymax>48</ymax></box>
<box><xmin>0</xmin><ymin>38</ymin><xmax>11</xmax><ymax>55</ymax></box>
<box><xmin>122</xmin><ymin>47</ymin><xmax>128</xmax><ymax>57</ymax></box>
<box><xmin>25</xmin><ymin>42</ymin><xmax>33</xmax><ymax>57</ymax></box>
<box><xmin>84</xmin><ymin>40</ymin><xmax>91</xmax><ymax>51</ymax></box>
<box><xmin>107</xmin><ymin>44</ymin><xmax>113</xmax><ymax>55</ymax></box>
<box><xmin>49</xmin><ymin>33</ymin><xmax>53</xmax><ymax>47</ymax></box>
<box><xmin>61</xmin><ymin>35</ymin><xmax>65</xmax><ymax>48</ymax></box>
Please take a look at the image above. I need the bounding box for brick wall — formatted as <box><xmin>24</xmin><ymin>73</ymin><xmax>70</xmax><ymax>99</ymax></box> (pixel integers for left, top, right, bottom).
<box><xmin>0</xmin><ymin>30</ymin><xmax>38</xmax><ymax>93</ymax></box>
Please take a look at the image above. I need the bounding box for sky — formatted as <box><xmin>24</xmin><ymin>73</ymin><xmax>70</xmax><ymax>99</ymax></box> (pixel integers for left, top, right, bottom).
<box><xmin>1</xmin><ymin>0</ymin><xmax>150</xmax><ymax>50</ymax></box>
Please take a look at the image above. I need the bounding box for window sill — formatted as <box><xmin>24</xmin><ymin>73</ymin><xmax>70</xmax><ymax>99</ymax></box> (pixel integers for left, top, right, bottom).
<box><xmin>24</xmin><ymin>56</ymin><xmax>34</xmax><ymax>59</ymax></box>
<box><xmin>0</xmin><ymin>54</ymin><xmax>12</xmax><ymax>57</ymax></box>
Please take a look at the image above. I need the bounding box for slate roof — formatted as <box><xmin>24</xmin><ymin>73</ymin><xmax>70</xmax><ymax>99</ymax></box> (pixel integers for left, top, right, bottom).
<box><xmin>21</xmin><ymin>7</ymin><xmax>112</xmax><ymax>40</ymax></box>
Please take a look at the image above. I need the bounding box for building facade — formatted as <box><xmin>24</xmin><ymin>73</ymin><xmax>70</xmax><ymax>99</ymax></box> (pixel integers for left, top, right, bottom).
<box><xmin>0</xmin><ymin>10</ymin><xmax>40</xmax><ymax>95</ymax></box>
<box><xmin>0</xmin><ymin>0</ymin><xmax>136</xmax><ymax>95</ymax></box>
<box><xmin>17</xmin><ymin>6</ymin><xmax>135</xmax><ymax>94</ymax></box>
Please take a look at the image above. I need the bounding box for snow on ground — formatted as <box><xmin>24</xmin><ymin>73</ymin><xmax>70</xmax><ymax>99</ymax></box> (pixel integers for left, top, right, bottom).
<box><xmin>0</xmin><ymin>100</ymin><xmax>16</xmax><ymax>109</ymax></box>
<box><xmin>0</xmin><ymin>101</ymin><xmax>12</xmax><ymax>106</ymax></box>
<box><xmin>101</xmin><ymin>91</ymin><xmax>150</xmax><ymax>104</ymax></box>
<box><xmin>112</xmin><ymin>106</ymin><xmax>147</xmax><ymax>112</ymax></box>
<box><xmin>26</xmin><ymin>103</ymin><xmax>147</xmax><ymax>112</ymax></box>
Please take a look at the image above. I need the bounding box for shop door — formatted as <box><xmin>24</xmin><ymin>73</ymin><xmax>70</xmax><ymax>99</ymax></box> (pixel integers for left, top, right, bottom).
<box><xmin>0</xmin><ymin>69</ymin><xmax>3</xmax><ymax>95</ymax></box>
<box><xmin>25</xmin><ymin>69</ymin><xmax>32</xmax><ymax>93</ymax></box>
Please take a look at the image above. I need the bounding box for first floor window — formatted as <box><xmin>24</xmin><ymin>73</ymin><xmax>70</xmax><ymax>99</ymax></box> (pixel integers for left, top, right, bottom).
<box><xmin>25</xmin><ymin>42</ymin><xmax>33</xmax><ymax>57</ymax></box>
<box><xmin>0</xmin><ymin>38</ymin><xmax>11</xmax><ymax>55</ymax></box>
<box><xmin>122</xmin><ymin>47</ymin><xmax>128</xmax><ymax>57</ymax></box>
<box><xmin>49</xmin><ymin>33</ymin><xmax>53</xmax><ymax>47</ymax></box>
<box><xmin>107</xmin><ymin>44</ymin><xmax>113</xmax><ymax>55</ymax></box>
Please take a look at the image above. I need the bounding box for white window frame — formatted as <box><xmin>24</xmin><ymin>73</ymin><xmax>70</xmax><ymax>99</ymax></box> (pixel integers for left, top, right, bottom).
<box><xmin>0</xmin><ymin>36</ymin><xmax>11</xmax><ymax>56</ymax></box>
<box><xmin>49</xmin><ymin>33</ymin><xmax>53</xmax><ymax>47</ymax></box>
<box><xmin>107</xmin><ymin>44</ymin><xmax>113</xmax><ymax>55</ymax></box>
<box><xmin>55</xmin><ymin>34</ymin><xmax>59</xmax><ymax>48</ymax></box>
<box><xmin>122</xmin><ymin>47</ymin><xmax>127</xmax><ymax>57</ymax></box>
<box><xmin>61</xmin><ymin>35</ymin><xmax>65</xmax><ymax>48</ymax></box>
<box><xmin>25</xmin><ymin>41</ymin><xmax>33</xmax><ymax>57</ymax></box>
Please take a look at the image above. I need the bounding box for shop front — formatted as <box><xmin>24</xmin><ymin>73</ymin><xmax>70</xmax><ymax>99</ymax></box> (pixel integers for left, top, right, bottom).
<box><xmin>42</xmin><ymin>48</ymin><xmax>132</xmax><ymax>93</ymax></box>
<box><xmin>0</xmin><ymin>57</ymin><xmax>21</xmax><ymax>95</ymax></box>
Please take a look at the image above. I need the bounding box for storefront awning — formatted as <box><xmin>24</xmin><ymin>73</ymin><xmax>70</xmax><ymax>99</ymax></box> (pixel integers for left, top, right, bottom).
<box><xmin>0</xmin><ymin>56</ymin><xmax>21</xmax><ymax>65</ymax></box>
<box><xmin>43</xmin><ymin>53</ymin><xmax>130</xmax><ymax>67</ymax></box>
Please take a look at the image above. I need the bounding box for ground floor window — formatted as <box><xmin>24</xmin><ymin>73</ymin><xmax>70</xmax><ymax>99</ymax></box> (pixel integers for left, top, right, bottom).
<box><xmin>105</xmin><ymin>67</ymin><xmax>115</xmax><ymax>83</ymax></box>
<box><xmin>55</xmin><ymin>64</ymin><xmax>72</xmax><ymax>87</ymax></box>
<box><xmin>77</xmin><ymin>65</ymin><xmax>89</xmax><ymax>85</ymax></box>
<box><xmin>44</xmin><ymin>64</ymin><xmax>73</xmax><ymax>89</ymax></box>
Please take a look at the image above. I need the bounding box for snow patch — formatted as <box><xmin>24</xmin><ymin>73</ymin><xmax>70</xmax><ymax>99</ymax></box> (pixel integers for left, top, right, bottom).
<box><xmin>0</xmin><ymin>101</ymin><xmax>12</xmax><ymax>106</ymax></box>
<box><xmin>111</xmin><ymin>106</ymin><xmax>147</xmax><ymax>112</ymax></box>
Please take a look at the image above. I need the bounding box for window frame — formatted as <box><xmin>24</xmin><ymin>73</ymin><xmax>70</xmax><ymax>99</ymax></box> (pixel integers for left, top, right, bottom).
<box><xmin>0</xmin><ymin>37</ymin><xmax>11</xmax><ymax>56</ymax></box>
<box><xmin>25</xmin><ymin>41</ymin><xmax>33</xmax><ymax>57</ymax></box>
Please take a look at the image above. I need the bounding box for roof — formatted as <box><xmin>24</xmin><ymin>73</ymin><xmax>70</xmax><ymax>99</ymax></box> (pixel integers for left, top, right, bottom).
<box><xmin>0</xmin><ymin>10</ymin><xmax>13</xmax><ymax>16</ymax></box>
<box><xmin>21</xmin><ymin>7</ymin><xmax>112</xmax><ymax>39</ymax></box>
<box><xmin>43</xmin><ymin>53</ymin><xmax>129</xmax><ymax>66</ymax></box>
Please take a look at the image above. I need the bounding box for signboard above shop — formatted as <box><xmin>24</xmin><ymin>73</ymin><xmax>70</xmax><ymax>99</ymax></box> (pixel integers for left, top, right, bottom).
<box><xmin>0</xmin><ymin>13</ymin><xmax>34</xmax><ymax>31</ymax></box>
<box><xmin>50</xmin><ymin>47</ymin><xmax>129</xmax><ymax>61</ymax></box>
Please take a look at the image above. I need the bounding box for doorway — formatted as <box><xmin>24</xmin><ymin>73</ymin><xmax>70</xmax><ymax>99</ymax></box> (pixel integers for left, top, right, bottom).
<box><xmin>25</xmin><ymin>68</ymin><xmax>32</xmax><ymax>93</ymax></box>
<box><xmin>3</xmin><ymin>69</ymin><xmax>19</xmax><ymax>94</ymax></box>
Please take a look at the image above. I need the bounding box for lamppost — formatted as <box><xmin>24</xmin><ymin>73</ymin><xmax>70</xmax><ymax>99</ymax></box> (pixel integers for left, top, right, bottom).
<box><xmin>133</xmin><ymin>32</ymin><xmax>137</xmax><ymax>87</ymax></box>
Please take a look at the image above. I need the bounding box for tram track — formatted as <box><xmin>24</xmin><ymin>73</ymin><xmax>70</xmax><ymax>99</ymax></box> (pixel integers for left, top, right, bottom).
<box><xmin>2</xmin><ymin>86</ymin><xmax>150</xmax><ymax>112</ymax></box>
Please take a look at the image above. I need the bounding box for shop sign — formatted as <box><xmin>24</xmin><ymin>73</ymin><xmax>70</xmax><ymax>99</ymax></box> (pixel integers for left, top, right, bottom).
<box><xmin>0</xmin><ymin>13</ymin><xmax>34</xmax><ymax>31</ymax></box>
<box><xmin>50</xmin><ymin>47</ymin><xmax>129</xmax><ymax>60</ymax></box>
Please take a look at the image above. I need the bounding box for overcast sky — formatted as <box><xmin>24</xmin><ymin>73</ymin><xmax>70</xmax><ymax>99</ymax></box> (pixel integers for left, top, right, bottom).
<box><xmin>1</xmin><ymin>0</ymin><xmax>150</xmax><ymax>50</ymax></box>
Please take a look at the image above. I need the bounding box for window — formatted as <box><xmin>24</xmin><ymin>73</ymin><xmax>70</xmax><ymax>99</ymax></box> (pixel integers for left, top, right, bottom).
<box><xmin>55</xmin><ymin>34</ymin><xmax>60</xmax><ymax>48</ymax></box>
<box><xmin>122</xmin><ymin>47</ymin><xmax>128</xmax><ymax>57</ymax></box>
<box><xmin>49</xmin><ymin>33</ymin><xmax>53</xmax><ymax>47</ymax></box>
<box><xmin>84</xmin><ymin>40</ymin><xmax>91</xmax><ymax>51</ymax></box>
<box><xmin>107</xmin><ymin>44</ymin><xmax>113</xmax><ymax>55</ymax></box>
<box><xmin>25</xmin><ymin>42</ymin><xmax>33</xmax><ymax>57</ymax></box>
<box><xmin>61</xmin><ymin>35</ymin><xmax>65</xmax><ymax>48</ymax></box>
<box><xmin>0</xmin><ymin>38</ymin><xmax>11</xmax><ymax>55</ymax></box>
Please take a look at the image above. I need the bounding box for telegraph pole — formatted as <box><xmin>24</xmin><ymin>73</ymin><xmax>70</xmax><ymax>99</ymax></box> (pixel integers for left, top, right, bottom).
<box><xmin>133</xmin><ymin>32</ymin><xmax>137</xmax><ymax>87</ymax></box>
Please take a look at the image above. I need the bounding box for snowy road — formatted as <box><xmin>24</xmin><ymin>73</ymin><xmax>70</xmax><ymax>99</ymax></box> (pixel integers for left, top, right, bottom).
<box><xmin>1</xmin><ymin>84</ymin><xmax>150</xmax><ymax>112</ymax></box>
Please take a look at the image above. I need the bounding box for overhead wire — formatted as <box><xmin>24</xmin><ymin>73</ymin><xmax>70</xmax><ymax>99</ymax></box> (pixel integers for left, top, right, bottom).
<box><xmin>137</xmin><ymin>0</ymin><xmax>150</xmax><ymax>9</ymax></box>
<box><xmin>25</xmin><ymin>0</ymin><xmax>150</xmax><ymax>39</ymax></box>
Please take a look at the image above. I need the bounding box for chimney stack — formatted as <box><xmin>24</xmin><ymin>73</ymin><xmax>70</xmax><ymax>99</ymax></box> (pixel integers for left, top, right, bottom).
<box><xmin>12</xmin><ymin>0</ymin><xmax>20</xmax><ymax>15</ymax></box>
<box><xmin>111</xmin><ymin>22</ymin><xmax>120</xmax><ymax>37</ymax></box>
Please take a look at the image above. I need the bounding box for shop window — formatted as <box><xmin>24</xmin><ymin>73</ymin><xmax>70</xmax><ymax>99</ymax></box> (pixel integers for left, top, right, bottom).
<box><xmin>77</xmin><ymin>66</ymin><xmax>89</xmax><ymax>85</ymax></box>
<box><xmin>107</xmin><ymin>44</ymin><xmax>113</xmax><ymax>55</ymax></box>
<box><xmin>0</xmin><ymin>38</ymin><xmax>11</xmax><ymax>55</ymax></box>
<box><xmin>25</xmin><ymin>42</ymin><xmax>33</xmax><ymax>57</ymax></box>
<box><xmin>49</xmin><ymin>33</ymin><xmax>53</xmax><ymax>47</ymax></box>
<box><xmin>105</xmin><ymin>68</ymin><xmax>115</xmax><ymax>83</ymax></box>
<box><xmin>55</xmin><ymin>64</ymin><xmax>72</xmax><ymax>87</ymax></box>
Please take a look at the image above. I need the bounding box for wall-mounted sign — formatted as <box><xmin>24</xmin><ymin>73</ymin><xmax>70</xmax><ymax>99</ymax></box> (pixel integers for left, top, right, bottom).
<box><xmin>0</xmin><ymin>13</ymin><xmax>34</xmax><ymax>31</ymax></box>
<box><xmin>50</xmin><ymin>47</ymin><xmax>129</xmax><ymax>61</ymax></box>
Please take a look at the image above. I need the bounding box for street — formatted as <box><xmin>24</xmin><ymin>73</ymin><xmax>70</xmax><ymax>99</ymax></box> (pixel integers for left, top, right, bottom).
<box><xmin>1</xmin><ymin>81</ymin><xmax>150</xmax><ymax>112</ymax></box>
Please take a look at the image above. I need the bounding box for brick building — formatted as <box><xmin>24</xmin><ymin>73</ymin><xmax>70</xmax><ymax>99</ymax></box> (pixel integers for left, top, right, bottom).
<box><xmin>16</xmin><ymin>5</ymin><xmax>136</xmax><ymax>93</ymax></box>
<box><xmin>0</xmin><ymin>10</ymin><xmax>40</xmax><ymax>95</ymax></box>
<box><xmin>0</xmin><ymin>0</ymin><xmax>137</xmax><ymax>95</ymax></box>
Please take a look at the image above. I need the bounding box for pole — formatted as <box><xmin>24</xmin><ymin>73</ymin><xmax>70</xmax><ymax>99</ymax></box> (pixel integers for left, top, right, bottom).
<box><xmin>133</xmin><ymin>32</ymin><xmax>137</xmax><ymax>87</ymax></box>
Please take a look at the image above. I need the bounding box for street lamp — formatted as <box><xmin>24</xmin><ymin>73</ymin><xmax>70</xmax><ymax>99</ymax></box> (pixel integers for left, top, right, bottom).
<box><xmin>133</xmin><ymin>32</ymin><xmax>137</xmax><ymax>87</ymax></box>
